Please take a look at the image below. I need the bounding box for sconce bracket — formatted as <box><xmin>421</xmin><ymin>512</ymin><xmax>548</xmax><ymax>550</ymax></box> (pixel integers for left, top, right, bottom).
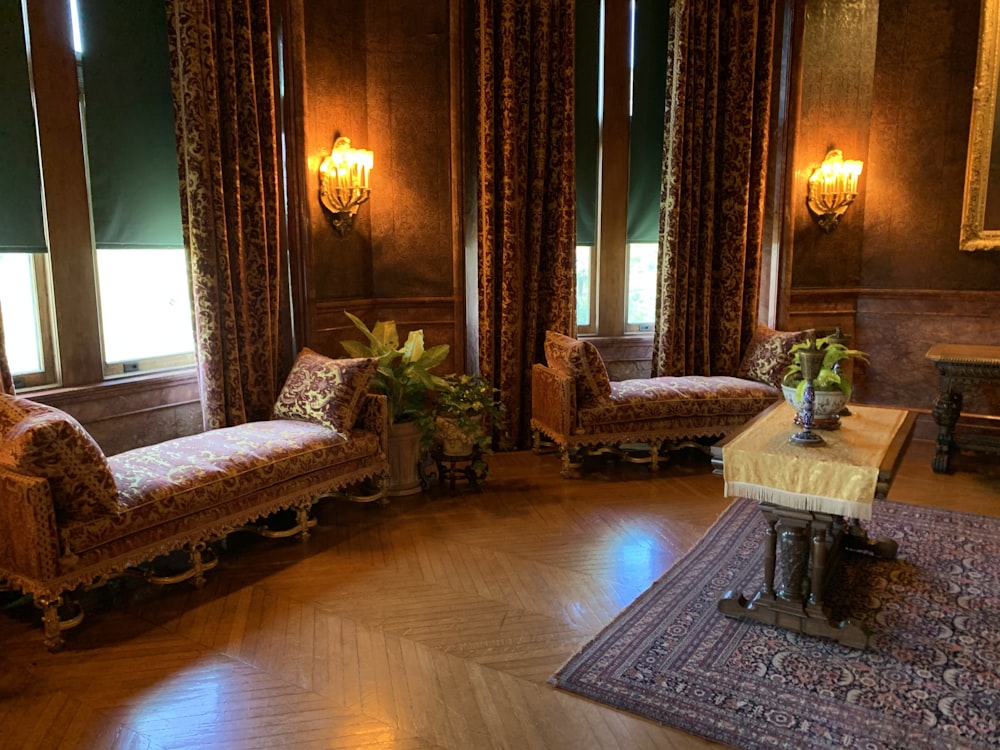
<box><xmin>325</xmin><ymin>210</ymin><xmax>357</xmax><ymax>237</ymax></box>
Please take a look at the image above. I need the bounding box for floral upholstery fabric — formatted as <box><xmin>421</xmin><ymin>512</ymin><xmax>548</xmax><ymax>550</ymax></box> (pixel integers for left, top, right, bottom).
<box><xmin>61</xmin><ymin>420</ymin><xmax>377</xmax><ymax>556</ymax></box>
<box><xmin>736</xmin><ymin>325</ymin><xmax>812</xmax><ymax>389</ymax></box>
<box><xmin>578</xmin><ymin>376</ymin><xmax>779</xmax><ymax>429</ymax></box>
<box><xmin>273</xmin><ymin>349</ymin><xmax>377</xmax><ymax>434</ymax></box>
<box><xmin>0</xmin><ymin>394</ymin><xmax>120</xmax><ymax>522</ymax></box>
<box><xmin>543</xmin><ymin>331</ymin><xmax>612</xmax><ymax>407</ymax></box>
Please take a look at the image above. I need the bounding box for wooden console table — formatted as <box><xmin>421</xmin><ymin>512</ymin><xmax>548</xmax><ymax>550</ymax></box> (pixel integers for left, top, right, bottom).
<box><xmin>926</xmin><ymin>343</ymin><xmax>1000</xmax><ymax>473</ymax></box>
<box><xmin>712</xmin><ymin>402</ymin><xmax>915</xmax><ymax>648</ymax></box>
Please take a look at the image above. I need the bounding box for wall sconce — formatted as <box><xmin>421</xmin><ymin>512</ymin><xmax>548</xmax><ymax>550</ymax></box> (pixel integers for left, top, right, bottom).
<box><xmin>806</xmin><ymin>149</ymin><xmax>863</xmax><ymax>232</ymax></box>
<box><xmin>319</xmin><ymin>136</ymin><xmax>373</xmax><ymax>236</ymax></box>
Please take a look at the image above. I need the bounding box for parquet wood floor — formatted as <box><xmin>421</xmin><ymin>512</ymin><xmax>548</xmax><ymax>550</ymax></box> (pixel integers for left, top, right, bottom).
<box><xmin>1</xmin><ymin>439</ymin><xmax>997</xmax><ymax>749</ymax></box>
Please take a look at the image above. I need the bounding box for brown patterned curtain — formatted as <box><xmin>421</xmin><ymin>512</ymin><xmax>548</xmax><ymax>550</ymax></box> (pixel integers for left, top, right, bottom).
<box><xmin>652</xmin><ymin>0</ymin><xmax>778</xmax><ymax>377</ymax></box>
<box><xmin>166</xmin><ymin>0</ymin><xmax>283</xmax><ymax>429</ymax></box>
<box><xmin>475</xmin><ymin>0</ymin><xmax>577</xmax><ymax>449</ymax></box>
<box><xmin>0</xmin><ymin>303</ymin><xmax>14</xmax><ymax>395</ymax></box>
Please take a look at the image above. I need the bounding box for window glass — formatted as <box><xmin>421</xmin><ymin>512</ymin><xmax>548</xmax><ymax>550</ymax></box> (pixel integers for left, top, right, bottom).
<box><xmin>96</xmin><ymin>248</ymin><xmax>194</xmax><ymax>366</ymax></box>
<box><xmin>576</xmin><ymin>245</ymin><xmax>593</xmax><ymax>328</ymax></box>
<box><xmin>0</xmin><ymin>253</ymin><xmax>44</xmax><ymax>375</ymax></box>
<box><xmin>626</xmin><ymin>242</ymin><xmax>657</xmax><ymax>329</ymax></box>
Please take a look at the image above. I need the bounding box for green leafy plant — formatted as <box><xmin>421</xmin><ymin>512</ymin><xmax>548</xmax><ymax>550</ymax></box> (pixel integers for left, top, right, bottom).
<box><xmin>782</xmin><ymin>335</ymin><xmax>869</xmax><ymax>400</ymax></box>
<box><xmin>340</xmin><ymin>311</ymin><xmax>451</xmax><ymax>424</ymax></box>
<box><xmin>416</xmin><ymin>373</ymin><xmax>506</xmax><ymax>474</ymax></box>
<box><xmin>435</xmin><ymin>373</ymin><xmax>505</xmax><ymax>448</ymax></box>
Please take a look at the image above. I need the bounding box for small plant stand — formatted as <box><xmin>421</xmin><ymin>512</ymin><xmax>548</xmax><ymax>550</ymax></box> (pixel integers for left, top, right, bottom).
<box><xmin>431</xmin><ymin>446</ymin><xmax>487</xmax><ymax>494</ymax></box>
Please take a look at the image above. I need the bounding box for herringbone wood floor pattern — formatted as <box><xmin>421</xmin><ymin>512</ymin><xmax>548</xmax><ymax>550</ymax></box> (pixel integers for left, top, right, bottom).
<box><xmin>1</xmin><ymin>440</ymin><xmax>997</xmax><ymax>750</ymax></box>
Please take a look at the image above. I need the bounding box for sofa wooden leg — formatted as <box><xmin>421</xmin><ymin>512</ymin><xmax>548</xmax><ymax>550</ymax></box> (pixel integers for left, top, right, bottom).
<box><xmin>35</xmin><ymin>594</ymin><xmax>83</xmax><ymax>652</ymax></box>
<box><xmin>559</xmin><ymin>448</ymin><xmax>585</xmax><ymax>478</ymax></box>
<box><xmin>145</xmin><ymin>542</ymin><xmax>219</xmax><ymax>587</ymax></box>
<box><xmin>294</xmin><ymin>505</ymin><xmax>315</xmax><ymax>542</ymax></box>
<box><xmin>560</xmin><ymin>449</ymin><xmax>573</xmax><ymax>478</ymax></box>
<box><xmin>649</xmin><ymin>443</ymin><xmax>661</xmax><ymax>471</ymax></box>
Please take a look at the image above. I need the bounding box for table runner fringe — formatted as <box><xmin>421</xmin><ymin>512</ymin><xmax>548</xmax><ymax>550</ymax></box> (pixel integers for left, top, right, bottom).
<box><xmin>724</xmin><ymin>482</ymin><xmax>873</xmax><ymax>520</ymax></box>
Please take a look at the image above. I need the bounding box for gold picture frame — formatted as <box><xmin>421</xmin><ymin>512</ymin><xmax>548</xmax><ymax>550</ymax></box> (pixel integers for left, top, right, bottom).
<box><xmin>961</xmin><ymin>0</ymin><xmax>1000</xmax><ymax>251</ymax></box>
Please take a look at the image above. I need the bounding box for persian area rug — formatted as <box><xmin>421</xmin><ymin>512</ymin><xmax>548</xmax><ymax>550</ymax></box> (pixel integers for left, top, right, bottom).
<box><xmin>551</xmin><ymin>498</ymin><xmax>1000</xmax><ymax>750</ymax></box>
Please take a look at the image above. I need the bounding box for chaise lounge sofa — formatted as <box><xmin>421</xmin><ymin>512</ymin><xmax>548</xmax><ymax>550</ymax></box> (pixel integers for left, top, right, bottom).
<box><xmin>531</xmin><ymin>328</ymin><xmax>810</xmax><ymax>477</ymax></box>
<box><xmin>0</xmin><ymin>349</ymin><xmax>389</xmax><ymax>650</ymax></box>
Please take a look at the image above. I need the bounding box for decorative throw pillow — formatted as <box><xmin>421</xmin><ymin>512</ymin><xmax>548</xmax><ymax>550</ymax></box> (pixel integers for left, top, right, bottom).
<box><xmin>736</xmin><ymin>324</ymin><xmax>812</xmax><ymax>389</ymax></box>
<box><xmin>543</xmin><ymin>330</ymin><xmax>578</xmax><ymax>377</ymax></box>
<box><xmin>575</xmin><ymin>339</ymin><xmax>613</xmax><ymax>405</ymax></box>
<box><xmin>272</xmin><ymin>348</ymin><xmax>377</xmax><ymax>434</ymax></box>
<box><xmin>543</xmin><ymin>330</ymin><xmax>612</xmax><ymax>406</ymax></box>
<box><xmin>0</xmin><ymin>394</ymin><xmax>120</xmax><ymax>522</ymax></box>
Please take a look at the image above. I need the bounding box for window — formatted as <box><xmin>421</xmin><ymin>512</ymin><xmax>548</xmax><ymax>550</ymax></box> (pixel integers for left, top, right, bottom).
<box><xmin>575</xmin><ymin>0</ymin><xmax>669</xmax><ymax>336</ymax></box>
<box><xmin>0</xmin><ymin>0</ymin><xmax>193</xmax><ymax>391</ymax></box>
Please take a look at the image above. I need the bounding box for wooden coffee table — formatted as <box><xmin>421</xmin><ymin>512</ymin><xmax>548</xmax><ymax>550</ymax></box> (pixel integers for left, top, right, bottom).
<box><xmin>711</xmin><ymin>402</ymin><xmax>915</xmax><ymax>648</ymax></box>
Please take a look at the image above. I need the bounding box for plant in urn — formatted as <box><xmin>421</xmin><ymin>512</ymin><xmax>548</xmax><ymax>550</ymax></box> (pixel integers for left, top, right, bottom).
<box><xmin>788</xmin><ymin>346</ymin><xmax>825</xmax><ymax>446</ymax></box>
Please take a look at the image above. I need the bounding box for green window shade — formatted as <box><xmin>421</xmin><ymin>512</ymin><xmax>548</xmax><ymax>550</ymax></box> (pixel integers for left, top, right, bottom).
<box><xmin>0</xmin><ymin>0</ymin><xmax>47</xmax><ymax>254</ymax></box>
<box><xmin>575</xmin><ymin>0</ymin><xmax>601</xmax><ymax>247</ymax></box>
<box><xmin>626</xmin><ymin>0</ymin><xmax>669</xmax><ymax>244</ymax></box>
<box><xmin>78</xmin><ymin>0</ymin><xmax>183</xmax><ymax>249</ymax></box>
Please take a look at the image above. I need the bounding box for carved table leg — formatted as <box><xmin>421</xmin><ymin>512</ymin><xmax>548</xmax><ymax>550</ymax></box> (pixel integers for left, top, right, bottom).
<box><xmin>718</xmin><ymin>503</ymin><xmax>871</xmax><ymax>648</ymax></box>
<box><xmin>761</xmin><ymin>514</ymin><xmax>777</xmax><ymax>599</ymax></box>
<box><xmin>808</xmin><ymin>519</ymin><xmax>829</xmax><ymax>609</ymax></box>
<box><xmin>843</xmin><ymin>519</ymin><xmax>898</xmax><ymax>560</ymax></box>
<box><xmin>775</xmin><ymin>519</ymin><xmax>809</xmax><ymax>602</ymax></box>
<box><xmin>931</xmin><ymin>387</ymin><xmax>962</xmax><ymax>473</ymax></box>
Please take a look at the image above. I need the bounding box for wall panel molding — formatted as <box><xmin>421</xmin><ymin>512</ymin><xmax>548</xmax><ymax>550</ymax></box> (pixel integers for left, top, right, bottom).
<box><xmin>312</xmin><ymin>296</ymin><xmax>459</xmax><ymax>373</ymax></box>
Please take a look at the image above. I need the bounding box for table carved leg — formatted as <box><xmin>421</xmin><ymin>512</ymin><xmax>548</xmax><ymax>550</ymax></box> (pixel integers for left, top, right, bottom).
<box><xmin>717</xmin><ymin>502</ymin><xmax>892</xmax><ymax>649</ymax></box>
<box><xmin>931</xmin><ymin>387</ymin><xmax>962</xmax><ymax>474</ymax></box>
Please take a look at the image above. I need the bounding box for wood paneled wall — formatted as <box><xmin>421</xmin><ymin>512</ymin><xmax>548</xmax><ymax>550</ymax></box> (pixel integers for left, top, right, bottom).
<box><xmin>294</xmin><ymin>0</ymin><xmax>463</xmax><ymax>368</ymax></box>
<box><xmin>787</xmin><ymin>0</ymin><xmax>1000</xmax><ymax>441</ymax></box>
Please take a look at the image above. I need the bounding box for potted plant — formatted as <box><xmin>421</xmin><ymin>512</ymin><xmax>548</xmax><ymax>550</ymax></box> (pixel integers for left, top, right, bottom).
<box><xmin>781</xmin><ymin>333</ymin><xmax>869</xmax><ymax>422</ymax></box>
<box><xmin>425</xmin><ymin>373</ymin><xmax>505</xmax><ymax>461</ymax></box>
<box><xmin>340</xmin><ymin>312</ymin><xmax>450</xmax><ymax>495</ymax></box>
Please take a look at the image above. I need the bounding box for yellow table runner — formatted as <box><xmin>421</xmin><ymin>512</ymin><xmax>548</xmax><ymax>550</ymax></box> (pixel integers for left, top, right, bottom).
<box><xmin>723</xmin><ymin>402</ymin><xmax>909</xmax><ymax>520</ymax></box>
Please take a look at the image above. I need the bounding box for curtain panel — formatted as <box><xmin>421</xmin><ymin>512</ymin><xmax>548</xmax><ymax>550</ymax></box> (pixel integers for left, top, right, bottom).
<box><xmin>475</xmin><ymin>0</ymin><xmax>578</xmax><ymax>449</ymax></box>
<box><xmin>0</xmin><ymin>303</ymin><xmax>14</xmax><ymax>396</ymax></box>
<box><xmin>166</xmin><ymin>0</ymin><xmax>284</xmax><ymax>429</ymax></box>
<box><xmin>652</xmin><ymin>0</ymin><xmax>778</xmax><ymax>378</ymax></box>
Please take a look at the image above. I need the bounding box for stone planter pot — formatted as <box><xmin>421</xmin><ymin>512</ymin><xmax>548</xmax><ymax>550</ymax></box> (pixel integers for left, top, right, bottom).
<box><xmin>434</xmin><ymin>414</ymin><xmax>481</xmax><ymax>457</ymax></box>
<box><xmin>387</xmin><ymin>421</ymin><xmax>423</xmax><ymax>496</ymax></box>
<box><xmin>781</xmin><ymin>384</ymin><xmax>848</xmax><ymax>424</ymax></box>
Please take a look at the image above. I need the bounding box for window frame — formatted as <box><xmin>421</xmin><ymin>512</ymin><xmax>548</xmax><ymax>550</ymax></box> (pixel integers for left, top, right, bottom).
<box><xmin>10</xmin><ymin>0</ymin><xmax>194</xmax><ymax>392</ymax></box>
<box><xmin>576</xmin><ymin>0</ymin><xmax>664</xmax><ymax>339</ymax></box>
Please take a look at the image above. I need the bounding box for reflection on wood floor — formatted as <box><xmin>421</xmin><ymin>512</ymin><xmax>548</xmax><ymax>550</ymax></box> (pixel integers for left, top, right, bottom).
<box><xmin>1</xmin><ymin>439</ymin><xmax>997</xmax><ymax>749</ymax></box>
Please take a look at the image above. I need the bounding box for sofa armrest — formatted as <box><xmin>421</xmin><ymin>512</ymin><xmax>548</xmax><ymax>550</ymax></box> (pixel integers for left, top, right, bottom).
<box><xmin>0</xmin><ymin>465</ymin><xmax>62</xmax><ymax>590</ymax></box>
<box><xmin>531</xmin><ymin>364</ymin><xmax>577</xmax><ymax>443</ymax></box>
<box><xmin>356</xmin><ymin>393</ymin><xmax>389</xmax><ymax>456</ymax></box>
